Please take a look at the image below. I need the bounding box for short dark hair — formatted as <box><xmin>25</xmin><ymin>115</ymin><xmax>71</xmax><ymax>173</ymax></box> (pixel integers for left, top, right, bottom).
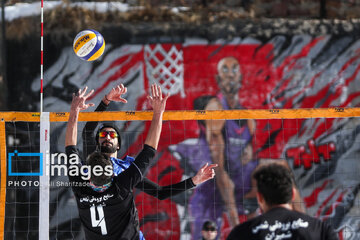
<box><xmin>253</xmin><ymin>163</ymin><xmax>293</xmax><ymax>206</ymax></box>
<box><xmin>95</xmin><ymin>123</ymin><xmax>122</xmax><ymax>149</ymax></box>
<box><xmin>202</xmin><ymin>220</ymin><xmax>217</xmax><ymax>231</ymax></box>
<box><xmin>87</xmin><ymin>151</ymin><xmax>113</xmax><ymax>186</ymax></box>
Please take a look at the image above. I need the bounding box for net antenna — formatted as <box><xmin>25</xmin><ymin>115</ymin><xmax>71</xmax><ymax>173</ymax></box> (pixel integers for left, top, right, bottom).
<box><xmin>40</xmin><ymin>0</ymin><xmax>44</xmax><ymax>113</ymax></box>
<box><xmin>39</xmin><ymin>0</ymin><xmax>50</xmax><ymax>239</ymax></box>
<box><xmin>144</xmin><ymin>44</ymin><xmax>185</xmax><ymax>97</ymax></box>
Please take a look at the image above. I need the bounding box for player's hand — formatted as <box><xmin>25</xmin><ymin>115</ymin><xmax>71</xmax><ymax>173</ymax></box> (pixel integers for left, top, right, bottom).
<box><xmin>105</xmin><ymin>84</ymin><xmax>128</xmax><ymax>103</ymax></box>
<box><xmin>147</xmin><ymin>83</ymin><xmax>169</xmax><ymax>115</ymax></box>
<box><xmin>71</xmin><ymin>86</ymin><xmax>95</xmax><ymax>111</ymax></box>
<box><xmin>191</xmin><ymin>163</ymin><xmax>218</xmax><ymax>185</ymax></box>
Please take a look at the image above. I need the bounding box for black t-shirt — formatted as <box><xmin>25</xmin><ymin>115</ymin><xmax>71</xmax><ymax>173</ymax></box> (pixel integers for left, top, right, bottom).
<box><xmin>227</xmin><ymin>207</ymin><xmax>339</xmax><ymax>240</ymax></box>
<box><xmin>66</xmin><ymin>144</ymin><xmax>156</xmax><ymax>240</ymax></box>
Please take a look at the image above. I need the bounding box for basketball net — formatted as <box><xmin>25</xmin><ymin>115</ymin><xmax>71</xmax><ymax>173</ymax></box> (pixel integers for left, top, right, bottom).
<box><xmin>144</xmin><ymin>44</ymin><xmax>185</xmax><ymax>97</ymax></box>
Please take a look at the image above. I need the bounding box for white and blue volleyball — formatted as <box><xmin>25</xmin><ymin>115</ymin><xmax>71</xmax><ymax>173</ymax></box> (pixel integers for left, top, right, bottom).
<box><xmin>73</xmin><ymin>29</ymin><xmax>105</xmax><ymax>61</ymax></box>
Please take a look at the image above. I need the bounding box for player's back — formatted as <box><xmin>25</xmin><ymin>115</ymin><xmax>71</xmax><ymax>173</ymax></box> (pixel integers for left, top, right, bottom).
<box><xmin>227</xmin><ymin>207</ymin><xmax>339</xmax><ymax>240</ymax></box>
<box><xmin>75</xmin><ymin>185</ymin><xmax>140</xmax><ymax>240</ymax></box>
<box><xmin>65</xmin><ymin>144</ymin><xmax>156</xmax><ymax>240</ymax></box>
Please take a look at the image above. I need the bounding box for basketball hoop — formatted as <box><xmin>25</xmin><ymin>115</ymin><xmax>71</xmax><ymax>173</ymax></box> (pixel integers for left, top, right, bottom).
<box><xmin>144</xmin><ymin>44</ymin><xmax>185</xmax><ymax>97</ymax></box>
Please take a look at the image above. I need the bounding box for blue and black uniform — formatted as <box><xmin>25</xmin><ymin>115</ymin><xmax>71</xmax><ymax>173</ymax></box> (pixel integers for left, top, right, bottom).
<box><xmin>79</xmin><ymin>100</ymin><xmax>196</xmax><ymax>239</ymax></box>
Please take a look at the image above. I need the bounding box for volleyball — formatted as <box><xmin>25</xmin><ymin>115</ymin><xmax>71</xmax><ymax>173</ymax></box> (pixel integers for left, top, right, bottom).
<box><xmin>73</xmin><ymin>29</ymin><xmax>105</xmax><ymax>61</ymax></box>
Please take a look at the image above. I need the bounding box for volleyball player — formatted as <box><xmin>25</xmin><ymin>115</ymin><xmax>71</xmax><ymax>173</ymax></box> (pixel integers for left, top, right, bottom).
<box><xmin>82</xmin><ymin>84</ymin><xmax>217</xmax><ymax>202</ymax></box>
<box><xmin>227</xmin><ymin>163</ymin><xmax>339</xmax><ymax>240</ymax></box>
<box><xmin>65</xmin><ymin>84</ymin><xmax>167</xmax><ymax>239</ymax></box>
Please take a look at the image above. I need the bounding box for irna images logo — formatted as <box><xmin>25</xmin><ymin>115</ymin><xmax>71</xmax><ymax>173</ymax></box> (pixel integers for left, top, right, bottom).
<box><xmin>8</xmin><ymin>150</ymin><xmax>43</xmax><ymax>176</ymax></box>
<box><xmin>8</xmin><ymin>150</ymin><xmax>113</xmax><ymax>180</ymax></box>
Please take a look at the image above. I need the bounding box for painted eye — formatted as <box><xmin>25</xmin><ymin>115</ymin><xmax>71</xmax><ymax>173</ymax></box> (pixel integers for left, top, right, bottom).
<box><xmin>232</xmin><ymin>66</ymin><xmax>239</xmax><ymax>74</ymax></box>
<box><xmin>222</xmin><ymin>66</ymin><xmax>229</xmax><ymax>73</ymax></box>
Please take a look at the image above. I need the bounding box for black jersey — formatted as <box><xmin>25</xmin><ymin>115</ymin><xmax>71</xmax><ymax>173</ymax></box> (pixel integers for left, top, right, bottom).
<box><xmin>227</xmin><ymin>207</ymin><xmax>339</xmax><ymax>240</ymax></box>
<box><xmin>66</xmin><ymin>144</ymin><xmax>156</xmax><ymax>240</ymax></box>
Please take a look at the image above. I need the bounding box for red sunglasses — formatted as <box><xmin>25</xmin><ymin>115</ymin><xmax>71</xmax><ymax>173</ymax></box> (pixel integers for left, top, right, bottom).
<box><xmin>99</xmin><ymin>131</ymin><xmax>118</xmax><ymax>139</ymax></box>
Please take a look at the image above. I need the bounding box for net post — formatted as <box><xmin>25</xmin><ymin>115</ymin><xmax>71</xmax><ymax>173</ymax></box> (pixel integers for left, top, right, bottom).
<box><xmin>0</xmin><ymin>121</ymin><xmax>6</xmax><ymax>240</ymax></box>
<box><xmin>39</xmin><ymin>112</ymin><xmax>49</xmax><ymax>240</ymax></box>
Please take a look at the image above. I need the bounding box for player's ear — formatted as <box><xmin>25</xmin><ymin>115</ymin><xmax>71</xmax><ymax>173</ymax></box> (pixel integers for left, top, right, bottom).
<box><xmin>256</xmin><ymin>191</ymin><xmax>262</xmax><ymax>203</ymax></box>
<box><xmin>256</xmin><ymin>191</ymin><xmax>265</xmax><ymax>210</ymax></box>
<box><xmin>292</xmin><ymin>187</ymin><xmax>296</xmax><ymax>201</ymax></box>
<box><xmin>256</xmin><ymin>191</ymin><xmax>265</xmax><ymax>211</ymax></box>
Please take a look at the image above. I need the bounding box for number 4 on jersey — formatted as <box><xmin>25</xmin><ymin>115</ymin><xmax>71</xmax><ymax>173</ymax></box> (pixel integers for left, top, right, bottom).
<box><xmin>90</xmin><ymin>204</ymin><xmax>107</xmax><ymax>235</ymax></box>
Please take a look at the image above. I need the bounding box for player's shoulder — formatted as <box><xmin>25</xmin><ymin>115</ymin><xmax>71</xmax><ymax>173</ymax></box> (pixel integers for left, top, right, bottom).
<box><xmin>65</xmin><ymin>145</ymin><xmax>78</xmax><ymax>153</ymax></box>
<box><xmin>122</xmin><ymin>155</ymin><xmax>135</xmax><ymax>162</ymax></box>
<box><xmin>283</xmin><ymin>208</ymin><xmax>319</xmax><ymax>222</ymax></box>
<box><xmin>227</xmin><ymin>221</ymin><xmax>253</xmax><ymax>239</ymax></box>
<box><xmin>287</xmin><ymin>210</ymin><xmax>338</xmax><ymax>239</ymax></box>
<box><xmin>268</xmin><ymin>207</ymin><xmax>326</xmax><ymax>228</ymax></box>
<box><xmin>65</xmin><ymin>145</ymin><xmax>80</xmax><ymax>158</ymax></box>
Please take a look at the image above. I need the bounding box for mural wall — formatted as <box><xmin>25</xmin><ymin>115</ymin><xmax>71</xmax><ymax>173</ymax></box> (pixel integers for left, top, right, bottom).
<box><xmin>6</xmin><ymin>31</ymin><xmax>360</xmax><ymax>239</ymax></box>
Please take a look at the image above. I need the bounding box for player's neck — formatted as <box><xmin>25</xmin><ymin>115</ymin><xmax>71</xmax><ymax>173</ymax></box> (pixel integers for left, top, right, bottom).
<box><xmin>263</xmin><ymin>203</ymin><xmax>293</xmax><ymax>213</ymax></box>
<box><xmin>104</xmin><ymin>151</ymin><xmax>118</xmax><ymax>158</ymax></box>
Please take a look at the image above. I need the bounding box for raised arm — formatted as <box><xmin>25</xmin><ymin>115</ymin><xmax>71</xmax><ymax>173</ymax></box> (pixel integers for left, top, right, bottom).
<box><xmin>65</xmin><ymin>87</ymin><xmax>94</xmax><ymax>147</ymax></box>
<box><xmin>136</xmin><ymin>178</ymin><xmax>195</xmax><ymax>200</ymax></box>
<box><xmin>114</xmin><ymin>84</ymin><xmax>168</xmax><ymax>190</ymax></box>
<box><xmin>82</xmin><ymin>84</ymin><xmax>128</xmax><ymax>157</ymax></box>
<box><xmin>144</xmin><ymin>84</ymin><xmax>169</xmax><ymax>150</ymax></box>
<box><xmin>136</xmin><ymin>163</ymin><xmax>217</xmax><ymax>200</ymax></box>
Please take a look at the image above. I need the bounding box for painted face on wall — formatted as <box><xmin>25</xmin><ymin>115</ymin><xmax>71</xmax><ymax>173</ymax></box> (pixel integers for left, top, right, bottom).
<box><xmin>204</xmin><ymin>97</ymin><xmax>225</xmax><ymax>132</ymax></box>
<box><xmin>98</xmin><ymin>127</ymin><xmax>120</xmax><ymax>153</ymax></box>
<box><xmin>216</xmin><ymin>56</ymin><xmax>242</xmax><ymax>96</ymax></box>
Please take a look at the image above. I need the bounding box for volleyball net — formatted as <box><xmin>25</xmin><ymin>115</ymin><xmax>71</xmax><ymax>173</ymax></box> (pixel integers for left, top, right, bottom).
<box><xmin>1</xmin><ymin>108</ymin><xmax>360</xmax><ymax>239</ymax></box>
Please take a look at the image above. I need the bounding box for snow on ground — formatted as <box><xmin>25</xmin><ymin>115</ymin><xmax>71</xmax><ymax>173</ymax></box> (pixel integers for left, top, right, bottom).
<box><xmin>1</xmin><ymin>1</ymin><xmax>130</xmax><ymax>21</ymax></box>
<box><xmin>1</xmin><ymin>1</ymin><xmax>188</xmax><ymax>22</ymax></box>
